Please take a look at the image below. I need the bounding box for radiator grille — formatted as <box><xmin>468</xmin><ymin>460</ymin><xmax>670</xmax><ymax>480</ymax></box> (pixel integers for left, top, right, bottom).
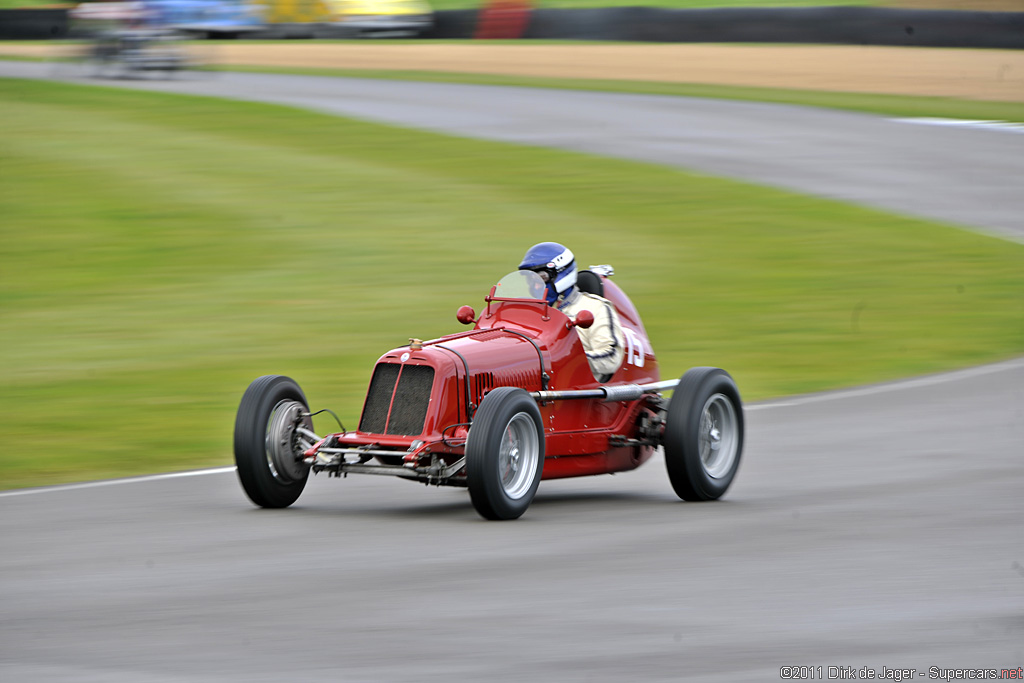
<box><xmin>359</xmin><ymin>363</ymin><xmax>400</xmax><ymax>434</ymax></box>
<box><xmin>358</xmin><ymin>362</ymin><xmax>434</xmax><ymax>436</ymax></box>
<box><xmin>387</xmin><ymin>365</ymin><xmax>434</xmax><ymax>436</ymax></box>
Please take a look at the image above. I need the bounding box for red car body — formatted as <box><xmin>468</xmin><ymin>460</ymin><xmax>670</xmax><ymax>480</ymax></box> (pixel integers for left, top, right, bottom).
<box><xmin>234</xmin><ymin>268</ymin><xmax>744</xmax><ymax>519</ymax></box>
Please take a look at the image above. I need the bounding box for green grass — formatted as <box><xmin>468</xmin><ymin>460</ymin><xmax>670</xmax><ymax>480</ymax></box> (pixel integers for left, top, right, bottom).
<box><xmin>2</xmin><ymin>77</ymin><xmax>1023</xmax><ymax>489</ymax></box>
<box><xmin>0</xmin><ymin>0</ymin><xmax>65</xmax><ymax>7</ymax></box>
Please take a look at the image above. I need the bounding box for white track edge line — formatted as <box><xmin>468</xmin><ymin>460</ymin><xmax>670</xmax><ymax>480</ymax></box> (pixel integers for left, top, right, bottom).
<box><xmin>0</xmin><ymin>466</ymin><xmax>237</xmax><ymax>499</ymax></box>
<box><xmin>891</xmin><ymin>117</ymin><xmax>1024</xmax><ymax>135</ymax></box>
<box><xmin>3</xmin><ymin>356</ymin><xmax>1022</xmax><ymax>498</ymax></box>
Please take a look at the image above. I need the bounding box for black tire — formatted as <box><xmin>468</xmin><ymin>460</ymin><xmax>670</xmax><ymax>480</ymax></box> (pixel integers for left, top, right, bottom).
<box><xmin>234</xmin><ymin>375</ymin><xmax>313</xmax><ymax>508</ymax></box>
<box><xmin>663</xmin><ymin>367</ymin><xmax>744</xmax><ymax>501</ymax></box>
<box><xmin>466</xmin><ymin>387</ymin><xmax>545</xmax><ymax>520</ymax></box>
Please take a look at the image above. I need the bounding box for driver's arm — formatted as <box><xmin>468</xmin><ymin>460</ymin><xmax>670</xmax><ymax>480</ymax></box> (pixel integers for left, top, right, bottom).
<box><xmin>574</xmin><ymin>297</ymin><xmax>626</xmax><ymax>381</ymax></box>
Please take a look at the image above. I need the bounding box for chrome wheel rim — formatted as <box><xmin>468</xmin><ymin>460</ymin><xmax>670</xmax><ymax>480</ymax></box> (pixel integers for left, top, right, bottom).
<box><xmin>498</xmin><ymin>412</ymin><xmax>540</xmax><ymax>500</ymax></box>
<box><xmin>265</xmin><ymin>400</ymin><xmax>312</xmax><ymax>484</ymax></box>
<box><xmin>699</xmin><ymin>393</ymin><xmax>739</xmax><ymax>480</ymax></box>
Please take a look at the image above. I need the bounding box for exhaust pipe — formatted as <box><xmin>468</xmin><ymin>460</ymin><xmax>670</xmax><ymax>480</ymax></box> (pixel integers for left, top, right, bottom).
<box><xmin>530</xmin><ymin>379</ymin><xmax>679</xmax><ymax>403</ymax></box>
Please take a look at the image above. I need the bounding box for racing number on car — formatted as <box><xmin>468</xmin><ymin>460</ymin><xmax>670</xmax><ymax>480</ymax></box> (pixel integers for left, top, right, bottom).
<box><xmin>624</xmin><ymin>329</ymin><xmax>646</xmax><ymax>367</ymax></box>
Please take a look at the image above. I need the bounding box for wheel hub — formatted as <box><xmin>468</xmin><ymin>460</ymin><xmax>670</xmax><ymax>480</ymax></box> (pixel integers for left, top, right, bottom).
<box><xmin>498</xmin><ymin>413</ymin><xmax>539</xmax><ymax>500</ymax></box>
<box><xmin>265</xmin><ymin>400</ymin><xmax>312</xmax><ymax>484</ymax></box>
<box><xmin>708</xmin><ymin>424</ymin><xmax>721</xmax><ymax>450</ymax></box>
<box><xmin>699</xmin><ymin>394</ymin><xmax>738</xmax><ymax>480</ymax></box>
<box><xmin>508</xmin><ymin>445</ymin><xmax>520</xmax><ymax>473</ymax></box>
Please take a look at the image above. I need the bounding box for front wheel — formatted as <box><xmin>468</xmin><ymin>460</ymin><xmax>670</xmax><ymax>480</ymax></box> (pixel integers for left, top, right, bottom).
<box><xmin>663</xmin><ymin>367</ymin><xmax>744</xmax><ymax>501</ymax></box>
<box><xmin>466</xmin><ymin>387</ymin><xmax>545</xmax><ymax>520</ymax></box>
<box><xmin>234</xmin><ymin>375</ymin><xmax>314</xmax><ymax>508</ymax></box>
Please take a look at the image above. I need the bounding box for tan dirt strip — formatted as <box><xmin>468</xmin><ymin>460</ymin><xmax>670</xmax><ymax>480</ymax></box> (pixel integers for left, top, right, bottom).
<box><xmin>3</xmin><ymin>42</ymin><xmax>1023</xmax><ymax>102</ymax></box>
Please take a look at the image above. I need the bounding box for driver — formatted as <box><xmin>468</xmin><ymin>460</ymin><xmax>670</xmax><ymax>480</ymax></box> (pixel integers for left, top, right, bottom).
<box><xmin>519</xmin><ymin>242</ymin><xmax>626</xmax><ymax>383</ymax></box>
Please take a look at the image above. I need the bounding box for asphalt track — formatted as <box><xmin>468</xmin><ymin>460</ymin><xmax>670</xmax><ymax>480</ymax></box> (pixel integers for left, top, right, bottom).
<box><xmin>2</xmin><ymin>360</ymin><xmax>1023</xmax><ymax>681</ymax></box>
<box><xmin>1</xmin><ymin>62</ymin><xmax>1023</xmax><ymax>681</ymax></box>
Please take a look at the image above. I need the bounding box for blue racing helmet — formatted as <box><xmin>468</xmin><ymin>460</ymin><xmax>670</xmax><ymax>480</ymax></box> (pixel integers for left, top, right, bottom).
<box><xmin>519</xmin><ymin>242</ymin><xmax>577</xmax><ymax>305</ymax></box>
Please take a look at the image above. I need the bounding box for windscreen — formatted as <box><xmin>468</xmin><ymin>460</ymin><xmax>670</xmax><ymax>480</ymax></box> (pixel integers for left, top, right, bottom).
<box><xmin>493</xmin><ymin>270</ymin><xmax>547</xmax><ymax>301</ymax></box>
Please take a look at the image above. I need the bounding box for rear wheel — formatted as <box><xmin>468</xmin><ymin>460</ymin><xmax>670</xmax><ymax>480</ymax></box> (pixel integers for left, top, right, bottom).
<box><xmin>466</xmin><ymin>388</ymin><xmax>544</xmax><ymax>520</ymax></box>
<box><xmin>663</xmin><ymin>367</ymin><xmax>744</xmax><ymax>501</ymax></box>
<box><xmin>234</xmin><ymin>375</ymin><xmax>314</xmax><ymax>508</ymax></box>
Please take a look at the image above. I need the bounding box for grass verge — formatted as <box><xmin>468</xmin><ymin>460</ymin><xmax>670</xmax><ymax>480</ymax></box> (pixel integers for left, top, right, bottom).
<box><xmin>2</xmin><ymin>77</ymin><xmax>1022</xmax><ymax>488</ymax></box>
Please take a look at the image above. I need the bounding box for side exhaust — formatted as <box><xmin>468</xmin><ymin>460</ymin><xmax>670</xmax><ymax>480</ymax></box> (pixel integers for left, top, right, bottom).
<box><xmin>530</xmin><ymin>379</ymin><xmax>679</xmax><ymax>403</ymax></box>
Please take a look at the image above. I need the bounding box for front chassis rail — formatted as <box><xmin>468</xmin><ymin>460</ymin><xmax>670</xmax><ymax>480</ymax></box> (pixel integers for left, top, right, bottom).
<box><xmin>310</xmin><ymin>451</ymin><xmax>468</xmax><ymax>487</ymax></box>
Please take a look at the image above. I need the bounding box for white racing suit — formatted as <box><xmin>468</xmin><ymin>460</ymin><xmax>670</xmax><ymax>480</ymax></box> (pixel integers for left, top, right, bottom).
<box><xmin>556</xmin><ymin>289</ymin><xmax>626</xmax><ymax>383</ymax></box>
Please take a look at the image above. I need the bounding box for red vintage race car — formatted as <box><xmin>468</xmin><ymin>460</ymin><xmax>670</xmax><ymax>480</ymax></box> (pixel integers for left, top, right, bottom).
<box><xmin>233</xmin><ymin>267</ymin><xmax>744</xmax><ymax>519</ymax></box>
